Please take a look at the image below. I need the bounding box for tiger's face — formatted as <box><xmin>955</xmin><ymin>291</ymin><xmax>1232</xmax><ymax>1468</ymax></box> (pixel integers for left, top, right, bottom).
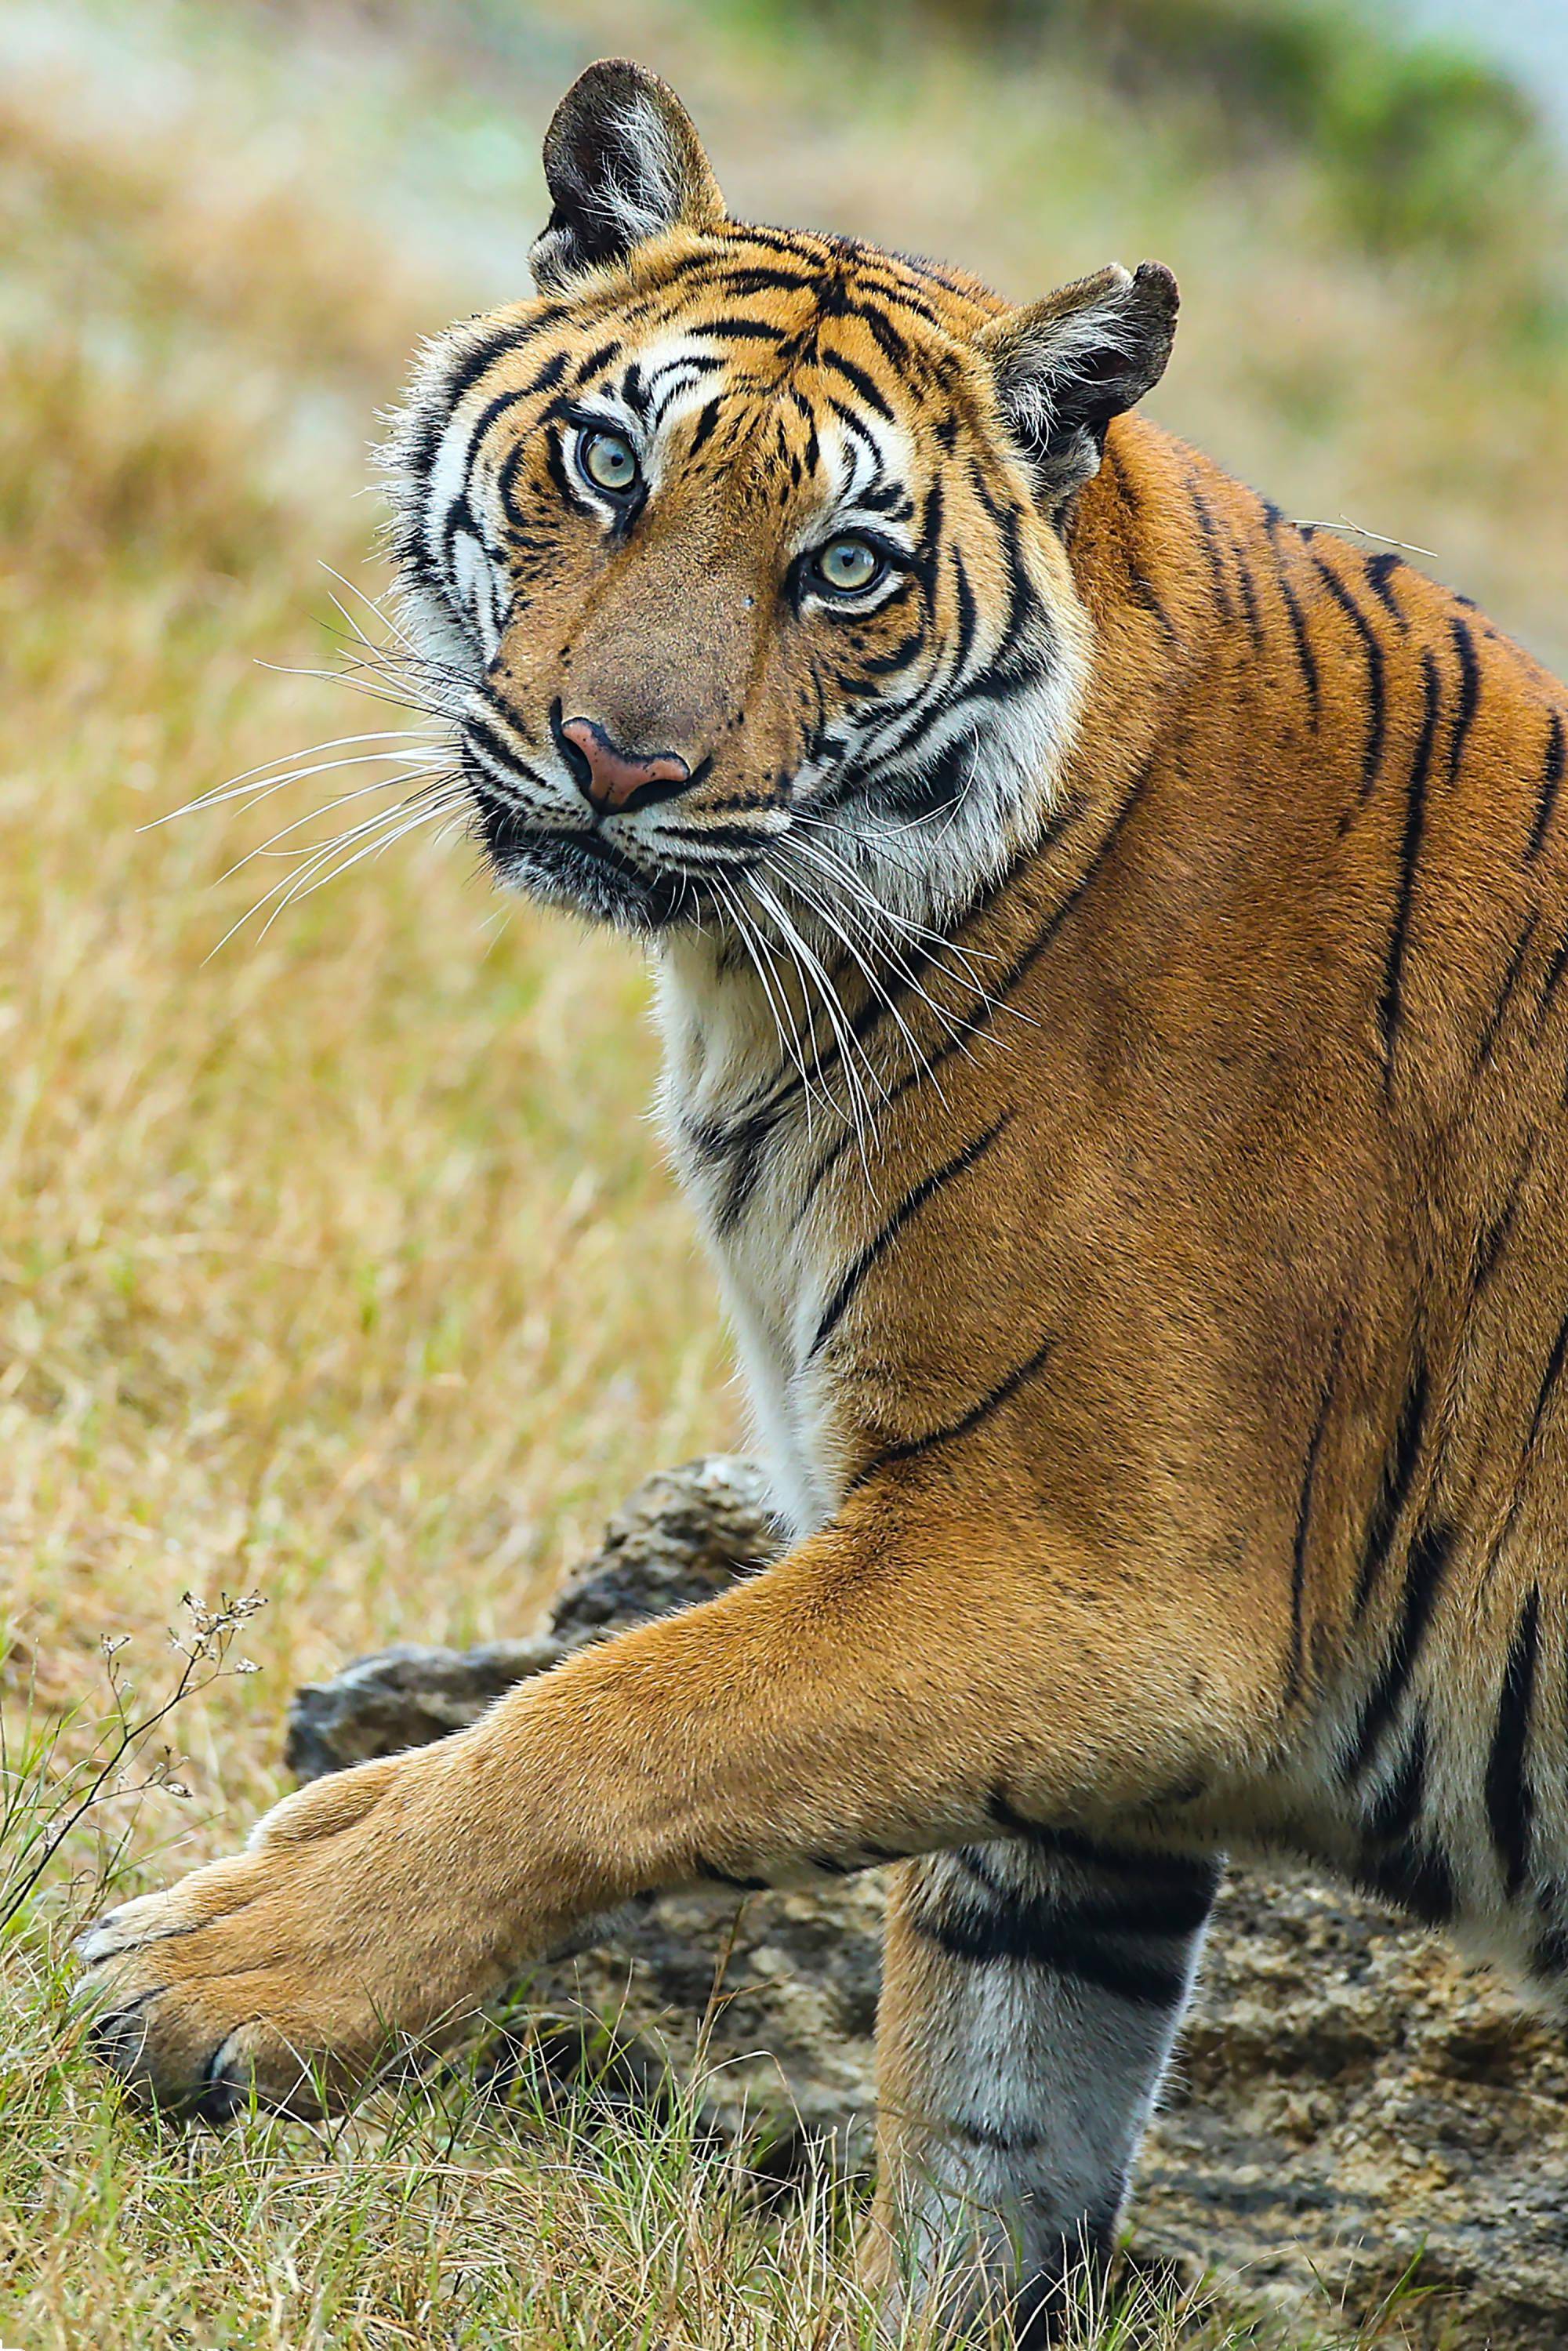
<box><xmin>386</xmin><ymin>61</ymin><xmax>1176</xmax><ymax>943</ymax></box>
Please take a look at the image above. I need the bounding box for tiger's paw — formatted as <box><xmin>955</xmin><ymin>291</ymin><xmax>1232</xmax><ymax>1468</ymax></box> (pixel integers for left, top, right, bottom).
<box><xmin>74</xmin><ymin>1750</ymin><xmax>519</xmax><ymax>2120</ymax></box>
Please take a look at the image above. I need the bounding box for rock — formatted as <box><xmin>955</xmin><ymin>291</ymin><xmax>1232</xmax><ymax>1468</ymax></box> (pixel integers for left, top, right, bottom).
<box><xmin>285</xmin><ymin>1638</ymin><xmax>562</xmax><ymax>1780</ymax></box>
<box><xmin>546</xmin><ymin>1451</ymin><xmax>780</xmax><ymax>1642</ymax></box>
<box><xmin>288</xmin><ymin>1456</ymin><xmax>1568</xmax><ymax>2348</ymax></box>
<box><xmin>284</xmin><ymin>1454</ymin><xmax>777</xmax><ymax>1780</ymax></box>
<box><xmin>1136</xmin><ymin>1870</ymin><xmax>1568</xmax><ymax>2349</ymax></box>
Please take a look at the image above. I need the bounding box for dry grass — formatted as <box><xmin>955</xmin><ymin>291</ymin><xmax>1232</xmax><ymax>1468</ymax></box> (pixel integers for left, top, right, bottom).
<box><xmin>1</xmin><ymin>0</ymin><xmax>1563</xmax><ymax>2340</ymax></box>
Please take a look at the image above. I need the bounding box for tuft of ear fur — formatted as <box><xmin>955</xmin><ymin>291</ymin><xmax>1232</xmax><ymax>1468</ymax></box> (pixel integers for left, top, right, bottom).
<box><xmin>975</xmin><ymin>261</ymin><xmax>1179</xmax><ymax>510</ymax></box>
<box><xmin>530</xmin><ymin>59</ymin><xmax>727</xmax><ymax>291</ymax></box>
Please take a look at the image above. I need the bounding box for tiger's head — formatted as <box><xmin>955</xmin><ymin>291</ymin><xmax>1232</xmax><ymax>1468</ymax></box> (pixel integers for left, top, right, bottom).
<box><xmin>385</xmin><ymin>60</ymin><xmax>1177</xmax><ymax>945</ymax></box>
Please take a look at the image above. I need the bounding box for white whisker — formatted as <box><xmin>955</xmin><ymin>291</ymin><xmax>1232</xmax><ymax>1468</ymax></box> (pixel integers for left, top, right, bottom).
<box><xmin>786</xmin><ymin>824</ymin><xmax>1035</xmax><ymax>1037</ymax></box>
<box><xmin>316</xmin><ymin>563</ymin><xmax>448</xmax><ymax>671</ymax></box>
<box><xmin>252</xmin><ymin>656</ymin><xmax>459</xmax><ymax>722</ymax></box>
<box><xmin>144</xmin><ymin>735</ymin><xmax>446</xmax><ymax>830</ymax></box>
<box><xmin>223</xmin><ymin>765</ymin><xmax>456</xmax><ymax>875</ymax></box>
<box><xmin>202</xmin><ymin>783</ymin><xmax>465</xmax><ymax>960</ymax></box>
<box><xmin>749</xmin><ymin>875</ymin><xmax>881</xmax><ymax>1174</ymax></box>
<box><xmin>713</xmin><ymin>874</ymin><xmax>831</xmax><ymax>1130</ymax></box>
<box><xmin>773</xmin><ymin>846</ymin><xmax>945</xmax><ymax>1108</ymax></box>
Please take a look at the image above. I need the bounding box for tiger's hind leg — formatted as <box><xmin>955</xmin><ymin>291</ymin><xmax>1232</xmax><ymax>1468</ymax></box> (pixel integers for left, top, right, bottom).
<box><xmin>866</xmin><ymin>1836</ymin><xmax>1222</xmax><ymax>2346</ymax></box>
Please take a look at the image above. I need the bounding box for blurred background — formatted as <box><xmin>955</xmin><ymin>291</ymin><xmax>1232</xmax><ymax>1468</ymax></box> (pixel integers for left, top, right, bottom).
<box><xmin>2</xmin><ymin>4</ymin><xmax>1566</xmax><ymax>2338</ymax></box>
<box><xmin>3</xmin><ymin>0</ymin><xmax>1566</xmax><ymax>1801</ymax></box>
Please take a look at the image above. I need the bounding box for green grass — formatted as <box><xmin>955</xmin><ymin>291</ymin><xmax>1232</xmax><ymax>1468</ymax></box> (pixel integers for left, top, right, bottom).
<box><xmin>1</xmin><ymin>0</ymin><xmax>1563</xmax><ymax>2338</ymax></box>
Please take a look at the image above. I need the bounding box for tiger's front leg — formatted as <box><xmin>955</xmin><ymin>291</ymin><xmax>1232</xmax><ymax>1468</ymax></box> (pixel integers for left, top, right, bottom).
<box><xmin>78</xmin><ymin>1487</ymin><xmax>1261</xmax><ymax>2141</ymax></box>
<box><xmin>867</xmin><ymin>1839</ymin><xmax>1221</xmax><ymax>2346</ymax></box>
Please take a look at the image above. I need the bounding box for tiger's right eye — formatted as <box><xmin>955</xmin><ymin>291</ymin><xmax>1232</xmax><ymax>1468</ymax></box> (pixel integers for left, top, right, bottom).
<box><xmin>577</xmin><ymin>428</ymin><xmax>639</xmax><ymax>497</ymax></box>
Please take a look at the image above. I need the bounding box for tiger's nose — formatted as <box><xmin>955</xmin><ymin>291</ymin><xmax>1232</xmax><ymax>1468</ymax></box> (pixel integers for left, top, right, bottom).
<box><xmin>558</xmin><ymin>715</ymin><xmax>693</xmax><ymax>816</ymax></box>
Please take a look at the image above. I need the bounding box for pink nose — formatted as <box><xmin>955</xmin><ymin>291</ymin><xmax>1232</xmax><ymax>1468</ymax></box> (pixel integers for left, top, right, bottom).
<box><xmin>559</xmin><ymin>717</ymin><xmax>692</xmax><ymax>815</ymax></box>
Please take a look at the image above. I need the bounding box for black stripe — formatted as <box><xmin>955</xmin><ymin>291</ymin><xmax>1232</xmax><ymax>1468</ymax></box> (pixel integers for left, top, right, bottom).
<box><xmin>1363</xmin><ymin>550</ymin><xmax>1407</xmax><ymax>623</ymax></box>
<box><xmin>1526</xmin><ymin>711</ymin><xmax>1567</xmax><ymax>862</ymax></box>
<box><xmin>1473</xmin><ymin>1141</ymin><xmax>1535</xmax><ymax>1290</ymax></box>
<box><xmin>1377</xmin><ymin>648</ymin><xmax>1443</xmax><ymax>1083</ymax></box>
<box><xmin>1352</xmin><ymin>1835</ymin><xmax>1454</xmax><ymax>1926</ymax></box>
<box><xmin>463</xmin><ymin>710</ymin><xmax>538</xmax><ymax>786</ymax></box>
<box><xmin>914</xmin><ymin>1899</ymin><xmax>1191</xmax><ymax>2007</ymax></box>
<box><xmin>1016</xmin><ymin>1853</ymin><xmax>1214</xmax><ymax>1938</ymax></box>
<box><xmin>1286</xmin><ymin>1329</ymin><xmax>1343</xmax><ymax>1700</ymax></box>
<box><xmin>414</xmin><ymin>314</ymin><xmax>561</xmax><ymax>484</ymax></box>
<box><xmin>1344</xmin><ymin>1516</ymin><xmax>1454</xmax><ymax>1776</ymax></box>
<box><xmin>941</xmin><ymin>2113</ymin><xmax>1045</xmax><ymax>2155</ymax></box>
<box><xmin>855</xmin><ymin>300</ymin><xmax>915</xmax><ymax>373</ymax></box>
<box><xmin>459</xmin><ymin>352</ymin><xmax>569</xmax><ymax>481</ymax></box>
<box><xmin>1485</xmin><ymin>1584</ymin><xmax>1541</xmax><ymax>1898</ymax></box>
<box><xmin>1229</xmin><ymin>537</ymin><xmax>1266</xmax><ymax>657</ymax></box>
<box><xmin>713</xmin><ymin>1101</ymin><xmax>793</xmax><ymax>1235</ymax></box>
<box><xmin>1186</xmin><ymin>477</ymin><xmax>1236</xmax><ymax>621</ymax></box>
<box><xmin>1446</xmin><ymin>615</ymin><xmax>1483</xmax><ymax>784</ymax></box>
<box><xmin>659</xmin><ymin>822</ymin><xmax>769</xmax><ymax>855</ymax></box>
<box><xmin>949</xmin><ymin>550</ymin><xmax>978</xmax><ymax>680</ymax></box>
<box><xmin>1352</xmin><ymin>1355</ymin><xmax>1428</xmax><ymax>1622</ymax></box>
<box><xmin>954</xmin><ymin>1863</ymin><xmax>1218</xmax><ymax>1943</ymax></box>
<box><xmin>1536</xmin><ymin>1901</ymin><xmax>1568</xmax><ymax>1978</ymax></box>
<box><xmin>686</xmin><ymin>317</ymin><xmax>789</xmax><ymax>344</ymax></box>
<box><xmin>570</xmin><ymin>339</ymin><xmax>619</xmax><ymax>385</ymax></box>
<box><xmin>1262</xmin><ymin>514</ymin><xmax>1320</xmax><ymax>726</ymax></box>
<box><xmin>855</xmin><ymin>629</ymin><xmax>927</xmax><ymax>680</ymax></box>
<box><xmin>685</xmin><ymin>396</ymin><xmax>723</xmax><ymax>463</ymax></box>
<box><xmin>1105</xmin><ymin>447</ymin><xmax>1178</xmax><ymax>644</ymax></box>
<box><xmin>542</xmin><ymin>421</ymin><xmax>575</xmax><ymax>511</ymax></box>
<box><xmin>1367</xmin><ymin>1714</ymin><xmax>1428</xmax><ymax>1840</ymax></box>
<box><xmin>1485</xmin><ymin>1312</ymin><xmax>1568</xmax><ymax>1579</ymax></box>
<box><xmin>695</xmin><ymin>263</ymin><xmax>815</xmax><ymax>298</ymax></box>
<box><xmin>1523</xmin><ymin>1310</ymin><xmax>1568</xmax><ymax>1456</ymax></box>
<box><xmin>850</xmin><ymin>1334</ymin><xmax>1054</xmax><ymax>1491</ymax></box>
<box><xmin>1472</xmin><ymin>911</ymin><xmax>1540</xmax><ymax>1072</ymax></box>
<box><xmin>985</xmin><ymin>1796</ymin><xmax>1225</xmax><ymax>1905</ymax></box>
<box><xmin>818</xmin><ymin>346</ymin><xmax>896</xmax><ymax>420</ymax></box>
<box><xmin>1312</xmin><ymin>556</ymin><xmax>1387</xmax><ymax>806</ymax></box>
<box><xmin>1537</xmin><ymin>929</ymin><xmax>1568</xmax><ymax>1028</ymax></box>
<box><xmin>825</xmin><ymin>395</ymin><xmax>887</xmax><ymax>466</ymax></box>
<box><xmin>966</xmin><ymin>463</ymin><xmax>1035</xmax><ymax>647</ymax></box>
<box><xmin>808</xmin><ymin>1110</ymin><xmax>1013</xmax><ymax>1358</ymax></box>
<box><xmin>691</xmin><ymin>1852</ymin><xmax>770</xmax><ymax>1892</ymax></box>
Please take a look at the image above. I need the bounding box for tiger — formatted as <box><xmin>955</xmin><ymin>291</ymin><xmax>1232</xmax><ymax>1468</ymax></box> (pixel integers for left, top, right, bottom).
<box><xmin>78</xmin><ymin>53</ymin><xmax>1568</xmax><ymax>2346</ymax></box>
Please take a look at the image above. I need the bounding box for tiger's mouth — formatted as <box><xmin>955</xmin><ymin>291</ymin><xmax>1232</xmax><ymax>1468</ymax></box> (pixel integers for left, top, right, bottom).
<box><xmin>470</xmin><ymin>782</ymin><xmax>723</xmax><ymax>935</ymax></box>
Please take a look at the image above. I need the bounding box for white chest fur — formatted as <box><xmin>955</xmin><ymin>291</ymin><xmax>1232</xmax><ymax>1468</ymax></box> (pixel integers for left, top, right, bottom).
<box><xmin>654</xmin><ymin>941</ymin><xmax>855</xmax><ymax>1540</ymax></box>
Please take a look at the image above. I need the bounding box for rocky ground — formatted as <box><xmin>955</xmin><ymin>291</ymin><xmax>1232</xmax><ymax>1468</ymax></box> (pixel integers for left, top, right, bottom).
<box><xmin>289</xmin><ymin>1460</ymin><xmax>1568</xmax><ymax>2349</ymax></box>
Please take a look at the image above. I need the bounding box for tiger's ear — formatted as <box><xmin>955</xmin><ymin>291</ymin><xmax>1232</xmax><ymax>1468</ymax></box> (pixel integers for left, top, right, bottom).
<box><xmin>975</xmin><ymin>261</ymin><xmax>1178</xmax><ymax>510</ymax></box>
<box><xmin>531</xmin><ymin>60</ymin><xmax>727</xmax><ymax>291</ymax></box>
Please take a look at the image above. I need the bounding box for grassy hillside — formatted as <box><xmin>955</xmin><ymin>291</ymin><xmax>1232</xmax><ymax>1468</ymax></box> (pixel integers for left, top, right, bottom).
<box><xmin>2</xmin><ymin>0</ymin><xmax>1563</xmax><ymax>2341</ymax></box>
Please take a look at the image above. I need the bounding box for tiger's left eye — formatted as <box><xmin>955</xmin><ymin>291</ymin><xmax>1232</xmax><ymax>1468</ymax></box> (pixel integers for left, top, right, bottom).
<box><xmin>578</xmin><ymin>428</ymin><xmax>639</xmax><ymax>496</ymax></box>
<box><xmin>814</xmin><ymin>536</ymin><xmax>884</xmax><ymax>596</ymax></box>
